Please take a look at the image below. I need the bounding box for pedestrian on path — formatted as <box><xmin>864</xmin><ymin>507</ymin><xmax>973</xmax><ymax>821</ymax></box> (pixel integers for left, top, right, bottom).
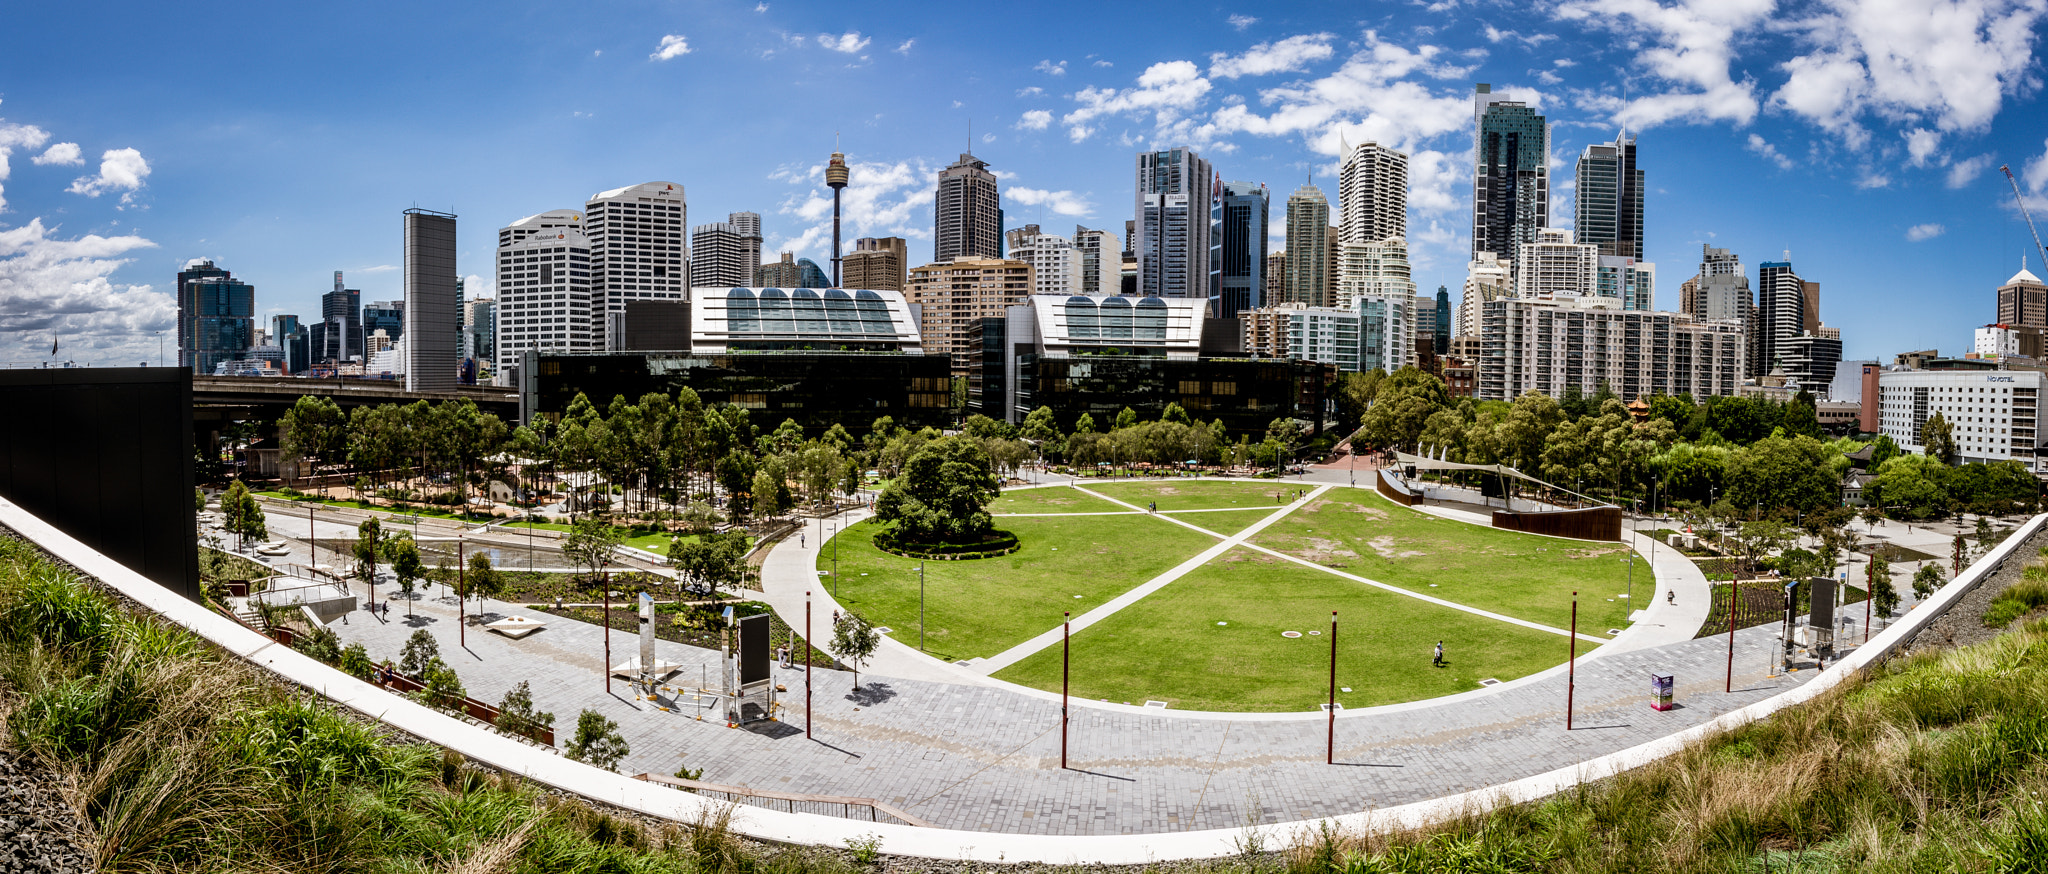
<box><xmin>1433</xmin><ymin>641</ymin><xmax>1445</xmax><ymax>668</ymax></box>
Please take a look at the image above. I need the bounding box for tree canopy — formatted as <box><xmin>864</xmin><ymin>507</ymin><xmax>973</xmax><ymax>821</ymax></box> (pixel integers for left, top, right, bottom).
<box><xmin>875</xmin><ymin>436</ymin><xmax>1001</xmax><ymax>543</ymax></box>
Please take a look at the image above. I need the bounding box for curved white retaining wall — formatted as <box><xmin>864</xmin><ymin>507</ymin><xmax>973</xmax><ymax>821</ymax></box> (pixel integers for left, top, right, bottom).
<box><xmin>2</xmin><ymin>493</ymin><xmax>2035</xmax><ymax>864</ymax></box>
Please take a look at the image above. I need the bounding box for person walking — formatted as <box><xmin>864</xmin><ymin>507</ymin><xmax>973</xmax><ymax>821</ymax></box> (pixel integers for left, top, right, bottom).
<box><xmin>1432</xmin><ymin>641</ymin><xmax>1445</xmax><ymax>668</ymax></box>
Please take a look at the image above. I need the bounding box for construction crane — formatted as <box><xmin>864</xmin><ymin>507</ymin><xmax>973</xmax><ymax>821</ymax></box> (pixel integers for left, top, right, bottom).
<box><xmin>2002</xmin><ymin>164</ymin><xmax>2048</xmax><ymax>271</ymax></box>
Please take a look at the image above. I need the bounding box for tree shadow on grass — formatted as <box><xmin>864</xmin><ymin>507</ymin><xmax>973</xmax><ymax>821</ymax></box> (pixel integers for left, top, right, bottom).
<box><xmin>846</xmin><ymin>682</ymin><xmax>897</xmax><ymax>707</ymax></box>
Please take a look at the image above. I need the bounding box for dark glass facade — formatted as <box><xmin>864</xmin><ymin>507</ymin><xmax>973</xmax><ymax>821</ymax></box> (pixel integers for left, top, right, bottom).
<box><xmin>1015</xmin><ymin>356</ymin><xmax>1329</xmax><ymax>436</ymax></box>
<box><xmin>965</xmin><ymin>317</ymin><xmax>1007</xmax><ymax>420</ymax></box>
<box><xmin>175</xmin><ymin>261</ymin><xmax>255</xmax><ymax>375</ymax></box>
<box><xmin>526</xmin><ymin>351</ymin><xmax>954</xmax><ymax>434</ymax></box>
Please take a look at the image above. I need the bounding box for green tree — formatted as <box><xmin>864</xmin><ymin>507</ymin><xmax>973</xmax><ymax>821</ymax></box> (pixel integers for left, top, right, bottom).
<box><xmin>398</xmin><ymin>628</ymin><xmax>440</xmax><ymax>676</ymax></box>
<box><xmin>495</xmin><ymin>680</ymin><xmax>555</xmax><ymax>741</ymax></box>
<box><xmin>465</xmin><ymin>549</ymin><xmax>505</xmax><ymax>604</ymax></box>
<box><xmin>1869</xmin><ymin>553</ymin><xmax>1899</xmax><ymax>619</ymax></box>
<box><xmin>386</xmin><ymin>535</ymin><xmax>425</xmax><ymax>617</ymax></box>
<box><xmin>1782</xmin><ymin>393</ymin><xmax>1823</xmax><ymax>439</ymax></box>
<box><xmin>417</xmin><ymin>658</ymin><xmax>466</xmax><ymax>710</ymax></box>
<box><xmin>1160</xmin><ymin>402</ymin><xmax>1192</xmax><ymax>426</ymax></box>
<box><xmin>1912</xmin><ymin>564</ymin><xmax>1945</xmax><ymax>600</ymax></box>
<box><xmin>1920</xmin><ymin>412</ymin><xmax>1958</xmax><ymax>465</ymax></box>
<box><xmin>562</xmin><ymin>515</ymin><xmax>624</xmax><ymax>586</ymax></box>
<box><xmin>1867</xmin><ymin>434</ymin><xmax>1901</xmax><ymax>469</ymax></box>
<box><xmin>1724</xmin><ymin>434</ymin><xmax>1843</xmax><ymax>516</ymax></box>
<box><xmin>1647</xmin><ymin>394</ymin><xmax>1695</xmax><ymax>428</ymax></box>
<box><xmin>1113</xmin><ymin>407</ymin><xmax>1138</xmax><ymax>431</ymax></box>
<box><xmin>194</xmin><ymin>487</ymin><xmax>207</xmax><ymax>511</ymax></box>
<box><xmin>566</xmin><ymin>709</ymin><xmax>630</xmax><ymax>771</ymax></box>
<box><xmin>1650</xmin><ymin>443</ymin><xmax>1730</xmax><ymax>505</ymax></box>
<box><xmin>1867</xmin><ymin>454</ymin><xmax>1951</xmax><ymax>520</ymax></box>
<box><xmin>1072</xmin><ymin>412</ymin><xmax>1098</xmax><ymax>434</ymax></box>
<box><xmin>874</xmin><ymin>436</ymin><xmax>1001</xmax><ymax>543</ymax></box>
<box><xmin>278</xmin><ymin>394</ymin><xmax>346</xmax><ymax>494</ymax></box>
<box><xmin>1020</xmin><ymin>406</ymin><xmax>1061</xmax><ymax>445</ymax></box>
<box><xmin>296</xmin><ymin>625</ymin><xmax>341</xmax><ymax>665</ymax></box>
<box><xmin>338</xmin><ymin>641</ymin><xmax>375</xmax><ymax>680</ymax></box>
<box><xmin>351</xmin><ymin>518</ymin><xmax>382</xmax><ymax>585</ymax></box>
<box><xmin>1354</xmin><ymin>367</ymin><xmax>1450</xmax><ymax>452</ymax></box>
<box><xmin>830</xmin><ymin>610</ymin><xmax>881</xmax><ymax>690</ymax></box>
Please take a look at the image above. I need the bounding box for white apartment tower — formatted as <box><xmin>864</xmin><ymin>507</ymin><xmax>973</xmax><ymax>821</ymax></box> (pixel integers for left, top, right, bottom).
<box><xmin>1455</xmin><ymin>252</ymin><xmax>1512</xmax><ymax>338</ymax></box>
<box><xmin>1009</xmin><ymin>234</ymin><xmax>1084</xmax><ymax>296</ymax></box>
<box><xmin>1477</xmin><ymin>297</ymin><xmax>1746</xmax><ymax>401</ymax></box>
<box><xmin>1335</xmin><ymin>238</ymin><xmax>1416</xmax><ymax>312</ymax></box>
<box><xmin>689</xmin><ymin>211</ymin><xmax>762</xmax><ymax>289</ymax></box>
<box><xmin>1135</xmin><ymin>147</ymin><xmax>1215</xmax><ymax>301</ymax></box>
<box><xmin>1073</xmin><ymin>226</ymin><xmax>1121</xmax><ymax>295</ymax></box>
<box><xmin>585</xmin><ymin>182</ymin><xmax>687</xmax><ymax>348</ymax></box>
<box><xmin>1338</xmin><ymin>141</ymin><xmax>1407</xmax><ymax>244</ymax></box>
<box><xmin>493</xmin><ymin>209</ymin><xmax>594</xmax><ymax>383</ymax></box>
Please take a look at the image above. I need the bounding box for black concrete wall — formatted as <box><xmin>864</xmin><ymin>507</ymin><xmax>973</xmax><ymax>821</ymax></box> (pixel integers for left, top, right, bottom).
<box><xmin>0</xmin><ymin>368</ymin><xmax>199</xmax><ymax>601</ymax></box>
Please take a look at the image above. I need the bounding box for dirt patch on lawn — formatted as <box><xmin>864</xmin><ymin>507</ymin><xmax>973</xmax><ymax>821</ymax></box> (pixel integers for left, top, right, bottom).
<box><xmin>1347</xmin><ymin>505</ymin><xmax>1390</xmax><ymax>521</ymax></box>
<box><xmin>1296</xmin><ymin>538</ymin><xmax>1360</xmax><ymax>562</ymax></box>
<box><xmin>1366</xmin><ymin>536</ymin><xmax>1428</xmax><ymax>559</ymax></box>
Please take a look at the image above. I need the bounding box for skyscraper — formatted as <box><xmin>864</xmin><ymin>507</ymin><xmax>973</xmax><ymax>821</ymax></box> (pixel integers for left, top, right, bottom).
<box><xmin>1071</xmin><ymin>226</ymin><xmax>1121</xmax><ymax>296</ymax></box>
<box><xmin>755</xmin><ymin>252</ymin><xmax>803</xmax><ymax>288</ymax></box>
<box><xmin>1338</xmin><ymin>142</ymin><xmax>1407</xmax><ymax>244</ymax></box>
<box><xmin>1574</xmin><ymin>132</ymin><xmax>1643</xmax><ymax>259</ymax></box>
<box><xmin>1682</xmin><ymin>245</ymin><xmax>1752</xmax><ymax>323</ymax></box>
<box><xmin>1455</xmin><ymin>253</ymin><xmax>1511</xmax><ymax>339</ymax></box>
<box><xmin>689</xmin><ymin>212</ymin><xmax>763</xmax><ymax>289</ymax></box>
<box><xmin>1216</xmin><ymin>181</ymin><xmax>1269</xmax><ymax>318</ymax></box>
<box><xmin>175</xmin><ymin>258</ymin><xmax>255</xmax><ymax>375</ymax></box>
<box><xmin>312</xmin><ymin>272</ymin><xmax>362</xmax><ymax>366</ymax></box>
<box><xmin>1997</xmin><ymin>261</ymin><xmax>2048</xmax><ymax>328</ymax></box>
<box><xmin>403</xmin><ymin>208</ymin><xmax>459</xmax><ymax>392</ymax></box>
<box><xmin>586</xmin><ymin>182</ymin><xmax>687</xmax><ymax>348</ymax></box>
<box><xmin>362</xmin><ymin>300</ymin><xmax>404</xmax><ymax>345</ymax></box>
<box><xmin>1472</xmin><ymin>84</ymin><xmax>1550</xmax><ymax>277</ymax></box>
<box><xmin>1134</xmin><ymin>147</ymin><xmax>1215</xmax><ymax>301</ymax></box>
<box><xmin>1009</xmin><ymin>232</ymin><xmax>1083</xmax><ymax>296</ymax></box>
<box><xmin>843</xmin><ymin>237</ymin><xmax>908</xmax><ymax>291</ymax></box>
<box><xmin>1434</xmin><ymin>285</ymin><xmax>1451</xmax><ymax>354</ymax></box>
<box><xmin>493</xmin><ymin>209</ymin><xmax>593</xmax><ymax>382</ymax></box>
<box><xmin>1282</xmin><ymin>183</ymin><xmax>1330</xmax><ymax>307</ymax></box>
<box><xmin>1595</xmin><ymin>256</ymin><xmax>1657</xmax><ymax>311</ymax></box>
<box><xmin>1335</xmin><ymin>238</ymin><xmax>1414</xmax><ymax>312</ymax></box>
<box><xmin>1754</xmin><ymin>257</ymin><xmax>1811</xmax><ymax>378</ymax></box>
<box><xmin>935</xmin><ymin>152</ymin><xmax>1001</xmax><ymax>261</ymax></box>
<box><xmin>1514</xmin><ymin>229</ymin><xmax>1598</xmax><ymax>300</ymax></box>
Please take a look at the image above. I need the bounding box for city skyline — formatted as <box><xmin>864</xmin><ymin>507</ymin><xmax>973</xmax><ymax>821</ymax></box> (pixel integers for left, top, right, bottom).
<box><xmin>3</xmin><ymin>0</ymin><xmax>2048</xmax><ymax>366</ymax></box>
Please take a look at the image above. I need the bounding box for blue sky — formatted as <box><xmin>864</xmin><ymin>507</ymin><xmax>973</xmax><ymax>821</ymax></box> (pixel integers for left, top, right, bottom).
<box><xmin>3</xmin><ymin>0</ymin><xmax>2048</xmax><ymax>368</ymax></box>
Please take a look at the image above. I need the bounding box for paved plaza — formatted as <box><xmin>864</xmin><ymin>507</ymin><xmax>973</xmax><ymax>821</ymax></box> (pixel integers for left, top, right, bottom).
<box><xmin>265</xmin><ymin>479</ymin><xmax>1868</xmax><ymax>836</ymax></box>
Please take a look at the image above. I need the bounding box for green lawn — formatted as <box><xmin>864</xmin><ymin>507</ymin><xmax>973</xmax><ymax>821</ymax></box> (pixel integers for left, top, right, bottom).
<box><xmin>1249</xmin><ymin>487</ymin><xmax>1636</xmax><ymax>634</ymax></box>
<box><xmin>992</xmin><ymin>546</ymin><xmax>1587</xmax><ymax>711</ymax></box>
<box><xmin>1085</xmin><ymin>479</ymin><xmax>1300</xmax><ymax>512</ymax></box>
<box><xmin>825</xmin><ymin>515</ymin><xmax>1222</xmax><ymax>662</ymax></box>
<box><xmin>254</xmin><ymin>491</ymin><xmax>497</xmax><ymax>523</ymax></box>
<box><xmin>989</xmin><ymin>486</ymin><xmax>1130</xmax><ymax>516</ymax></box>
<box><xmin>1156</xmin><ymin>508</ymin><xmax>1285</xmax><ymax>537</ymax></box>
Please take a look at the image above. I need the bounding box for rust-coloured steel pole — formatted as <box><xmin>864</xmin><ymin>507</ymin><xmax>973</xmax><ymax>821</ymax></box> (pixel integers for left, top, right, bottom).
<box><xmin>1866</xmin><ymin>558</ymin><xmax>1875</xmax><ymax>644</ymax></box>
<box><xmin>1061</xmin><ymin>611</ymin><xmax>1071</xmax><ymax>770</ymax></box>
<box><xmin>1327</xmin><ymin>610</ymin><xmax>1337</xmax><ymax>764</ymax></box>
<box><xmin>1727</xmin><ymin>580</ymin><xmax>1738</xmax><ymax>693</ymax></box>
<box><xmin>602</xmin><ymin>570</ymin><xmax>611</xmax><ymax>695</ymax></box>
<box><xmin>458</xmin><ymin>540</ymin><xmax>466</xmax><ymax>648</ymax></box>
<box><xmin>1567</xmin><ymin>592</ymin><xmax>1578</xmax><ymax>731</ymax></box>
<box><xmin>811</xmin><ymin>593</ymin><xmax>819</xmax><ymax>740</ymax></box>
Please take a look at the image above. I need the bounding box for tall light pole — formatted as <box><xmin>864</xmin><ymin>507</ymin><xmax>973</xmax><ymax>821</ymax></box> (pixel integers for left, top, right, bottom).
<box><xmin>917</xmin><ymin>561</ymin><xmax>927</xmax><ymax>651</ymax></box>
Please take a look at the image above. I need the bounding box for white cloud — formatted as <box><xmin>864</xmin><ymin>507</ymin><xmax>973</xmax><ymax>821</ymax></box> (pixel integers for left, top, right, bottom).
<box><xmin>1903</xmin><ymin>128</ymin><xmax>1942</xmax><ymax>166</ymax></box>
<box><xmin>650</xmin><ymin>34</ymin><xmax>691</xmax><ymax>61</ymax></box>
<box><xmin>463</xmin><ymin>274</ymin><xmax>495</xmax><ymax>299</ymax></box>
<box><xmin>0</xmin><ymin>120</ymin><xmax>53</xmax><ymax>212</ymax></box>
<box><xmin>1093</xmin><ymin>59</ymin><xmax>1114</xmax><ymax>68</ymax></box>
<box><xmin>1772</xmin><ymin>0</ymin><xmax>2048</xmax><ymax>149</ymax></box>
<box><xmin>0</xmin><ymin>218</ymin><xmax>171</xmax><ymax>364</ymax></box>
<box><xmin>1906</xmin><ymin>223</ymin><xmax>1946</xmax><ymax>241</ymax></box>
<box><xmin>1229</xmin><ymin>14</ymin><xmax>1259</xmax><ymax>30</ymax></box>
<box><xmin>1062</xmin><ymin>60</ymin><xmax>1213</xmax><ymax>143</ymax></box>
<box><xmin>1947</xmin><ymin>153</ymin><xmax>1995</xmax><ymax>187</ymax></box>
<box><xmin>1035</xmin><ymin>59</ymin><xmax>1068</xmax><ymax>76</ymax></box>
<box><xmin>1205</xmin><ymin>34</ymin><xmax>1475</xmax><ymax>154</ymax></box>
<box><xmin>755</xmin><ymin>2</ymin><xmax>767</xmax><ymax>10</ymax></box>
<box><xmin>66</xmin><ymin>148</ymin><xmax>151</xmax><ymax>204</ymax></box>
<box><xmin>1746</xmin><ymin>133</ymin><xmax>1794</xmax><ymax>169</ymax></box>
<box><xmin>1209</xmin><ymin>33</ymin><xmax>1336</xmax><ymax>79</ymax></box>
<box><xmin>1481</xmin><ymin>25</ymin><xmax>1557</xmax><ymax>47</ymax></box>
<box><xmin>895</xmin><ymin>39</ymin><xmax>915</xmax><ymax>54</ymax></box>
<box><xmin>1552</xmin><ymin>0</ymin><xmax>1772</xmax><ymax>129</ymax></box>
<box><xmin>1017</xmin><ymin>86</ymin><xmax>1045</xmax><ymax>98</ymax></box>
<box><xmin>1007</xmin><ymin>187</ymin><xmax>1093</xmax><ymax>217</ymax></box>
<box><xmin>1016</xmin><ymin>110</ymin><xmax>1053</xmax><ymax>131</ymax></box>
<box><xmin>2025</xmin><ymin>138</ymin><xmax>2048</xmax><ymax>194</ymax></box>
<box><xmin>31</xmin><ymin>142</ymin><xmax>81</xmax><ymax>166</ymax></box>
<box><xmin>1857</xmin><ymin>172</ymin><xmax>1892</xmax><ymax>189</ymax></box>
<box><xmin>357</xmin><ymin>264</ymin><xmax>400</xmax><ymax>273</ymax></box>
<box><xmin>818</xmin><ymin>32</ymin><xmax>871</xmax><ymax>53</ymax></box>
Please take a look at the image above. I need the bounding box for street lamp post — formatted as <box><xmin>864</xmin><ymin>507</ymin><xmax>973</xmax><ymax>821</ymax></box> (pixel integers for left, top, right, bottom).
<box><xmin>917</xmin><ymin>561</ymin><xmax>927</xmax><ymax>652</ymax></box>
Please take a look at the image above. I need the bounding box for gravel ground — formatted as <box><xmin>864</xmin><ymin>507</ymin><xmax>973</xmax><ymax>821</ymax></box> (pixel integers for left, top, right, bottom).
<box><xmin>1904</xmin><ymin>526</ymin><xmax>2048</xmax><ymax>654</ymax></box>
<box><xmin>0</xmin><ymin>749</ymin><xmax>92</xmax><ymax>874</ymax></box>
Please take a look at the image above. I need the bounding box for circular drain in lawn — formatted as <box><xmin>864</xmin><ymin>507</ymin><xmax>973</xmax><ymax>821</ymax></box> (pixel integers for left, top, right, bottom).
<box><xmin>1281</xmin><ymin>631</ymin><xmax>1302</xmax><ymax>638</ymax></box>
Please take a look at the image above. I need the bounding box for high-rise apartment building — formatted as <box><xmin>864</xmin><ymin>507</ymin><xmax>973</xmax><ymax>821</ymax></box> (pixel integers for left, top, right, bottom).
<box><xmin>755</xmin><ymin>252</ymin><xmax>802</xmax><ymax>288</ymax></box>
<box><xmin>1338</xmin><ymin>142</ymin><xmax>1407</xmax><ymax>244</ymax></box>
<box><xmin>1595</xmin><ymin>256</ymin><xmax>1657</xmax><ymax>311</ymax></box>
<box><xmin>403</xmin><ymin>208</ymin><xmax>460</xmax><ymax>392</ymax></box>
<box><xmin>462</xmin><ymin>298</ymin><xmax>496</xmax><ymax>365</ymax></box>
<box><xmin>935</xmin><ymin>153</ymin><xmax>1001</xmax><ymax>261</ymax></box>
<box><xmin>905</xmin><ymin>257</ymin><xmax>1032</xmax><ymax>374</ymax></box>
<box><xmin>1433</xmin><ymin>285</ymin><xmax>1451</xmax><ymax>354</ymax></box>
<box><xmin>1008</xmin><ymin>234</ymin><xmax>1083</xmax><ymax>297</ymax></box>
<box><xmin>1681</xmin><ymin>244</ymin><xmax>1753</xmax><ymax>324</ymax></box>
<box><xmin>1134</xmin><ymin>147</ymin><xmax>1215</xmax><ymax>301</ymax></box>
<box><xmin>1282</xmin><ymin>184</ymin><xmax>1331</xmax><ymax>307</ymax></box>
<box><xmin>1216</xmin><ymin>180</ymin><xmax>1269</xmax><ymax>318</ymax></box>
<box><xmin>1455</xmin><ymin>252</ymin><xmax>1512</xmax><ymax>338</ymax></box>
<box><xmin>689</xmin><ymin>212</ymin><xmax>763</xmax><ymax>288</ymax></box>
<box><xmin>842</xmin><ymin>236</ymin><xmax>908</xmax><ymax>291</ymax></box>
<box><xmin>493</xmin><ymin>209</ymin><xmax>594</xmax><ymax>382</ymax></box>
<box><xmin>1754</xmin><ymin>258</ymin><xmax>1810</xmax><ymax>378</ymax></box>
<box><xmin>1996</xmin><ymin>262</ymin><xmax>2048</xmax><ymax>328</ymax></box>
<box><xmin>1334</xmin><ymin>238</ymin><xmax>1414</xmax><ymax>311</ymax></box>
<box><xmin>1357</xmin><ymin>292</ymin><xmax>1413</xmax><ymax>374</ymax></box>
<box><xmin>1514</xmin><ymin>228</ymin><xmax>1598</xmax><ymax>300</ymax></box>
<box><xmin>1573</xmin><ymin>132</ymin><xmax>1643</xmax><ymax>259</ymax></box>
<box><xmin>175</xmin><ymin>259</ymin><xmax>255</xmax><ymax>375</ymax></box>
<box><xmin>1476</xmin><ymin>297</ymin><xmax>1745</xmax><ymax>401</ymax></box>
<box><xmin>1264</xmin><ymin>249</ymin><xmax>1286</xmax><ymax>308</ymax></box>
<box><xmin>586</xmin><ymin>182</ymin><xmax>687</xmax><ymax>349</ymax></box>
<box><xmin>1072</xmin><ymin>226</ymin><xmax>1121</xmax><ymax>296</ymax></box>
<box><xmin>1472</xmin><ymin>84</ymin><xmax>1550</xmax><ymax>278</ymax></box>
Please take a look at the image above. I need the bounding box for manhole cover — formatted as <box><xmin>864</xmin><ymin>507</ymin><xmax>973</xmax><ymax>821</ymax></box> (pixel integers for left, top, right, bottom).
<box><xmin>1478</xmin><ymin>678</ymin><xmax>1502</xmax><ymax>686</ymax></box>
<box><xmin>1308</xmin><ymin>630</ymin><xmax>1322</xmax><ymax>635</ymax></box>
<box><xmin>1282</xmin><ymin>631</ymin><xmax>1302</xmax><ymax>638</ymax></box>
<box><xmin>874</xmin><ymin>626</ymin><xmax>893</xmax><ymax>634</ymax></box>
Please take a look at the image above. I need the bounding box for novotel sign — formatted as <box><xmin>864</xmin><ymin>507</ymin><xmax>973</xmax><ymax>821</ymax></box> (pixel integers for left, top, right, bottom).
<box><xmin>1990</xmin><ymin>376</ymin><xmax>2016</xmax><ymax>383</ymax></box>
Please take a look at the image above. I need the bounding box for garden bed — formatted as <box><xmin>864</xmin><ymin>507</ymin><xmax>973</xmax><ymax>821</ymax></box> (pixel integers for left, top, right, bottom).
<box><xmin>872</xmin><ymin>528</ymin><xmax>1020</xmax><ymax>561</ymax></box>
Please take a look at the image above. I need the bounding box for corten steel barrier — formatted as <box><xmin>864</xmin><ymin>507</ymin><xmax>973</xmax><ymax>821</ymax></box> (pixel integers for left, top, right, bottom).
<box><xmin>1375</xmin><ymin>469</ymin><xmax>1420</xmax><ymax>506</ymax></box>
<box><xmin>3</xmin><ymin>490</ymin><xmax>2041</xmax><ymax>864</ymax></box>
<box><xmin>1491</xmin><ymin>505</ymin><xmax>1625</xmax><ymax>542</ymax></box>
